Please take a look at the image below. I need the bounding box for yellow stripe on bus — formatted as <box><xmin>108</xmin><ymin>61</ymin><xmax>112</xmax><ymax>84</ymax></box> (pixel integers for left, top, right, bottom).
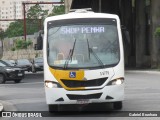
<box><xmin>49</xmin><ymin>67</ymin><xmax>85</xmax><ymax>90</ymax></box>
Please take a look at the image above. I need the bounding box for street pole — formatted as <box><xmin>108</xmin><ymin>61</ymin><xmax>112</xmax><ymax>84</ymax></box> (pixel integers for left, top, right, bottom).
<box><xmin>23</xmin><ymin>3</ymin><xmax>27</xmax><ymax>41</ymax></box>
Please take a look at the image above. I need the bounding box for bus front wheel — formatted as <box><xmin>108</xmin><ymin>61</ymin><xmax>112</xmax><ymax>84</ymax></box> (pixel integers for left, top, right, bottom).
<box><xmin>48</xmin><ymin>105</ymin><xmax>59</xmax><ymax>112</ymax></box>
<box><xmin>113</xmin><ymin>101</ymin><xmax>122</xmax><ymax>110</ymax></box>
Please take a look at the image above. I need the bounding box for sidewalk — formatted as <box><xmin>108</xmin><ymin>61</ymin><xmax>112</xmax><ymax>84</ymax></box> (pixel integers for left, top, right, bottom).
<box><xmin>126</xmin><ymin>69</ymin><xmax>160</xmax><ymax>74</ymax></box>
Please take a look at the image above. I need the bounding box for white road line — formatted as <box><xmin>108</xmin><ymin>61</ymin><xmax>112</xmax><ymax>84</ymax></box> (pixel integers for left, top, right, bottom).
<box><xmin>6</xmin><ymin>98</ymin><xmax>46</xmax><ymax>105</ymax></box>
<box><xmin>20</xmin><ymin>82</ymin><xmax>44</xmax><ymax>84</ymax></box>
<box><xmin>126</xmin><ymin>70</ymin><xmax>160</xmax><ymax>74</ymax></box>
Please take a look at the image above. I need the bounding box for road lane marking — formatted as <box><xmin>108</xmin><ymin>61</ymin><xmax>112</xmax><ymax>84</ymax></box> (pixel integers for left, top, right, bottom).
<box><xmin>126</xmin><ymin>70</ymin><xmax>160</xmax><ymax>74</ymax></box>
<box><xmin>19</xmin><ymin>82</ymin><xmax>44</xmax><ymax>84</ymax></box>
<box><xmin>6</xmin><ymin>98</ymin><xmax>46</xmax><ymax>105</ymax></box>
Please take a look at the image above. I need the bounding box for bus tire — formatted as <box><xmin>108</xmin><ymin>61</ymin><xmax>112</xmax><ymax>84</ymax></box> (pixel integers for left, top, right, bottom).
<box><xmin>48</xmin><ymin>105</ymin><xmax>59</xmax><ymax>112</ymax></box>
<box><xmin>113</xmin><ymin>101</ymin><xmax>122</xmax><ymax>110</ymax></box>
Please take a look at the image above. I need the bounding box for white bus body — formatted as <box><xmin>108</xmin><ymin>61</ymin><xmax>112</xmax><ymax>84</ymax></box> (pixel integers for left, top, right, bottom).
<box><xmin>43</xmin><ymin>10</ymin><xmax>124</xmax><ymax>111</ymax></box>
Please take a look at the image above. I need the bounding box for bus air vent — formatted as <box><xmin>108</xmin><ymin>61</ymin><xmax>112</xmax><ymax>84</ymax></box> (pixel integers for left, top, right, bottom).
<box><xmin>56</xmin><ymin>97</ymin><xmax>64</xmax><ymax>102</ymax></box>
<box><xmin>67</xmin><ymin>93</ymin><xmax>102</xmax><ymax>100</ymax></box>
<box><xmin>105</xmin><ymin>96</ymin><xmax>113</xmax><ymax>100</ymax></box>
<box><xmin>61</xmin><ymin>77</ymin><xmax>108</xmax><ymax>88</ymax></box>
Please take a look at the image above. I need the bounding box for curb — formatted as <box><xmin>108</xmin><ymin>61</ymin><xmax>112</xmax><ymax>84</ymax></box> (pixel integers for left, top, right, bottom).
<box><xmin>126</xmin><ymin>70</ymin><xmax>160</xmax><ymax>74</ymax></box>
<box><xmin>0</xmin><ymin>103</ymin><xmax>4</xmax><ymax>112</ymax></box>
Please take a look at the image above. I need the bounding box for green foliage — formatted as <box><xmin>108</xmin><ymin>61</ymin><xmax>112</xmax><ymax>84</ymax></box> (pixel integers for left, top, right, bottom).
<box><xmin>15</xmin><ymin>39</ymin><xmax>33</xmax><ymax>50</ymax></box>
<box><xmin>0</xmin><ymin>29</ymin><xmax>6</xmax><ymax>40</ymax></box>
<box><xmin>27</xmin><ymin>4</ymin><xmax>41</xmax><ymax>19</ymax></box>
<box><xmin>5</xmin><ymin>4</ymin><xmax>48</xmax><ymax>38</ymax></box>
<box><xmin>26</xmin><ymin>19</ymin><xmax>39</xmax><ymax>35</ymax></box>
<box><xmin>26</xmin><ymin>39</ymin><xmax>32</xmax><ymax>46</ymax></box>
<box><xmin>5</xmin><ymin>21</ymin><xmax>24</xmax><ymax>38</ymax></box>
<box><xmin>5</xmin><ymin>20</ymin><xmax>40</xmax><ymax>38</ymax></box>
<box><xmin>11</xmin><ymin>47</ymin><xmax>16</xmax><ymax>51</ymax></box>
<box><xmin>48</xmin><ymin>5</ymin><xmax>65</xmax><ymax>16</ymax></box>
<box><xmin>27</xmin><ymin>4</ymin><xmax>48</xmax><ymax>20</ymax></box>
<box><xmin>155</xmin><ymin>27</ymin><xmax>160</xmax><ymax>38</ymax></box>
<box><xmin>16</xmin><ymin>39</ymin><xmax>23</xmax><ymax>49</ymax></box>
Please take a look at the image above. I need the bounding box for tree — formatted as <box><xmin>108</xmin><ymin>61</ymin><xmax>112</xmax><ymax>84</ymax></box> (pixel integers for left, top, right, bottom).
<box><xmin>0</xmin><ymin>28</ymin><xmax>5</xmax><ymax>42</ymax></box>
<box><xmin>5</xmin><ymin>21</ymin><xmax>24</xmax><ymax>38</ymax></box>
<box><xmin>5</xmin><ymin>3</ymin><xmax>64</xmax><ymax>38</ymax></box>
<box><xmin>150</xmin><ymin>0</ymin><xmax>160</xmax><ymax>68</ymax></box>
<box><xmin>5</xmin><ymin>20</ymin><xmax>40</xmax><ymax>37</ymax></box>
<box><xmin>48</xmin><ymin>4</ymin><xmax>65</xmax><ymax>17</ymax></box>
<box><xmin>27</xmin><ymin>4</ymin><xmax>48</xmax><ymax>22</ymax></box>
<box><xmin>155</xmin><ymin>27</ymin><xmax>160</xmax><ymax>38</ymax></box>
<box><xmin>26</xmin><ymin>20</ymin><xmax>39</xmax><ymax>35</ymax></box>
<box><xmin>5</xmin><ymin>4</ymin><xmax>49</xmax><ymax>38</ymax></box>
<box><xmin>27</xmin><ymin>4</ymin><xmax>48</xmax><ymax>33</ymax></box>
<box><xmin>135</xmin><ymin>0</ymin><xmax>146</xmax><ymax>67</ymax></box>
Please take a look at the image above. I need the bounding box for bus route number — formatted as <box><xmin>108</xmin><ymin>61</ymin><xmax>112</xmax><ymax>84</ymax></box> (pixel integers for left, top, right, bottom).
<box><xmin>100</xmin><ymin>71</ymin><xmax>109</xmax><ymax>76</ymax></box>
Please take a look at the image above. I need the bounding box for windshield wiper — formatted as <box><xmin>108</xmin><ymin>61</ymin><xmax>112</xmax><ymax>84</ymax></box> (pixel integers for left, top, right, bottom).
<box><xmin>87</xmin><ymin>39</ymin><xmax>104</xmax><ymax>68</ymax></box>
<box><xmin>64</xmin><ymin>39</ymin><xmax>76</xmax><ymax>69</ymax></box>
<box><xmin>87</xmin><ymin>39</ymin><xmax>90</xmax><ymax>59</ymax></box>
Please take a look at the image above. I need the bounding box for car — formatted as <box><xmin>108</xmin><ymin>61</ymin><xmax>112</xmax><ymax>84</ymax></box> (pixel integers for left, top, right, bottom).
<box><xmin>0</xmin><ymin>60</ymin><xmax>25</xmax><ymax>84</ymax></box>
<box><xmin>32</xmin><ymin>57</ymin><xmax>43</xmax><ymax>72</ymax></box>
<box><xmin>16</xmin><ymin>59</ymin><xmax>32</xmax><ymax>72</ymax></box>
<box><xmin>2</xmin><ymin>59</ymin><xmax>16</xmax><ymax>66</ymax></box>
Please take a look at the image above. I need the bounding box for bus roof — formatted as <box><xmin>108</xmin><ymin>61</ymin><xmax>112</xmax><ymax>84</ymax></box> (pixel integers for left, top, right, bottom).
<box><xmin>45</xmin><ymin>10</ymin><xmax>120</xmax><ymax>23</ymax></box>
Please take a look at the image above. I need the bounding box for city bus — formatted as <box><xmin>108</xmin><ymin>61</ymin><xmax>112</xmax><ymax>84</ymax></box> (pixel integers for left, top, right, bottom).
<box><xmin>42</xmin><ymin>9</ymin><xmax>125</xmax><ymax>112</ymax></box>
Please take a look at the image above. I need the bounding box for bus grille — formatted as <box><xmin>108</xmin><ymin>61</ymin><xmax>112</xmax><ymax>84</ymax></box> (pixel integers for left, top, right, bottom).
<box><xmin>61</xmin><ymin>77</ymin><xmax>108</xmax><ymax>88</ymax></box>
<box><xmin>67</xmin><ymin>93</ymin><xmax>102</xmax><ymax>100</ymax></box>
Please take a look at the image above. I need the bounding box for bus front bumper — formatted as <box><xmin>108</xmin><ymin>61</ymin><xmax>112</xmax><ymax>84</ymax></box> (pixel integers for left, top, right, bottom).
<box><xmin>45</xmin><ymin>84</ymin><xmax>124</xmax><ymax>105</ymax></box>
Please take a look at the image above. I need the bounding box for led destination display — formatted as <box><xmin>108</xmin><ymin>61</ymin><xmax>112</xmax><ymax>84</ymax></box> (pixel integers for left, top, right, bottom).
<box><xmin>61</xmin><ymin>26</ymin><xmax>105</xmax><ymax>34</ymax></box>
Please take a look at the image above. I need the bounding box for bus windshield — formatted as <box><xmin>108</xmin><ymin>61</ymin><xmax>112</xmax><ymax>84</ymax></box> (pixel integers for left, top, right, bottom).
<box><xmin>47</xmin><ymin>19</ymin><xmax>120</xmax><ymax>69</ymax></box>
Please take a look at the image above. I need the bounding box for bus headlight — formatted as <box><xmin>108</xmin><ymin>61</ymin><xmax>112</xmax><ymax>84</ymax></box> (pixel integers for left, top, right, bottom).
<box><xmin>107</xmin><ymin>78</ymin><xmax>124</xmax><ymax>86</ymax></box>
<box><xmin>45</xmin><ymin>81</ymin><xmax>62</xmax><ymax>88</ymax></box>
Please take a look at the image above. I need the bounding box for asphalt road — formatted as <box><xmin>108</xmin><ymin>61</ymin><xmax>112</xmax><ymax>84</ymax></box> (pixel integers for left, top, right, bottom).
<box><xmin>0</xmin><ymin>71</ymin><xmax>160</xmax><ymax>120</ymax></box>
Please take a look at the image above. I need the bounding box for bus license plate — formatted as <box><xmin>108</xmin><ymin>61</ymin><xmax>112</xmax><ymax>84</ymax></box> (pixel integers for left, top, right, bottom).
<box><xmin>77</xmin><ymin>99</ymin><xmax>89</xmax><ymax>104</ymax></box>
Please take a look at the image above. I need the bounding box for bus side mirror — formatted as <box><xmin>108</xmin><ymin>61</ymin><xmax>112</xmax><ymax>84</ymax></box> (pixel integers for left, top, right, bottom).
<box><xmin>35</xmin><ymin>31</ymin><xmax>43</xmax><ymax>50</ymax></box>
